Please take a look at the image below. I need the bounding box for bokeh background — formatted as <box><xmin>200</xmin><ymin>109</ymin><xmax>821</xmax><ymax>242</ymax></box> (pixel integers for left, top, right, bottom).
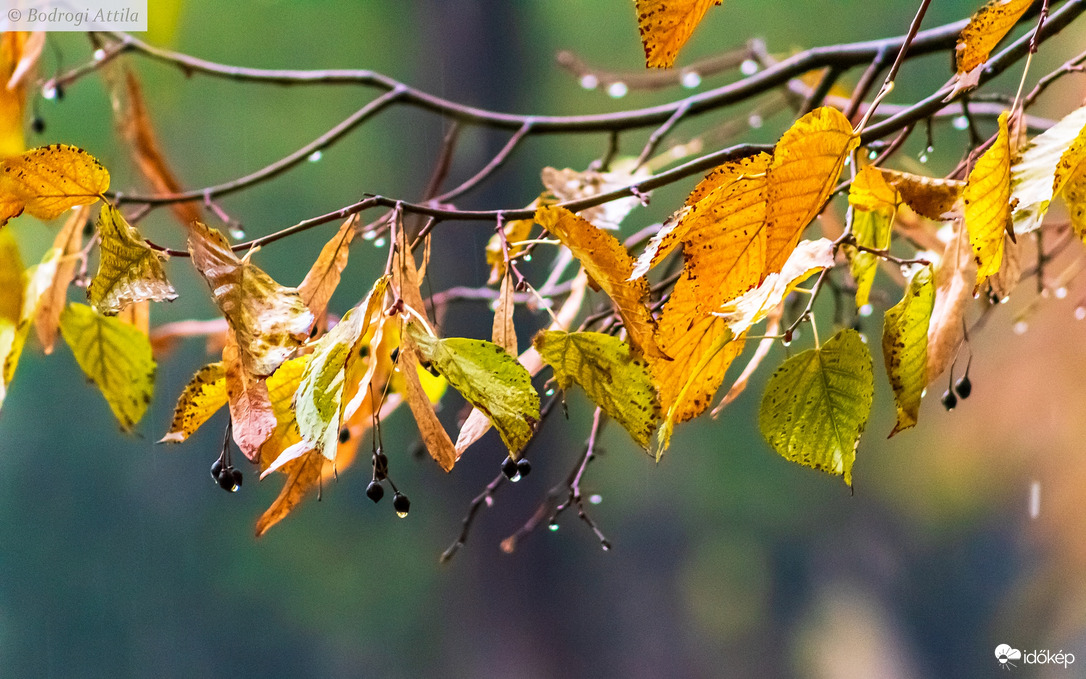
<box><xmin>1</xmin><ymin>1</ymin><xmax>1085</xmax><ymax>677</ymax></box>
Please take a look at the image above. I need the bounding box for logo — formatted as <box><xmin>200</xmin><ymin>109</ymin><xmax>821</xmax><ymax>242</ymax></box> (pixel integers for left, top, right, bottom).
<box><xmin>995</xmin><ymin>644</ymin><xmax>1022</xmax><ymax>670</ymax></box>
<box><xmin>995</xmin><ymin>644</ymin><xmax>1075</xmax><ymax>670</ymax></box>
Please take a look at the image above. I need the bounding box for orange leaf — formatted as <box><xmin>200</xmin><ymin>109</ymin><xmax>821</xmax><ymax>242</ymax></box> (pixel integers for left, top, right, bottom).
<box><xmin>0</xmin><ymin>32</ymin><xmax>43</xmax><ymax>159</ymax></box>
<box><xmin>223</xmin><ymin>330</ymin><xmax>275</xmax><ymax>462</ymax></box>
<box><xmin>927</xmin><ymin>218</ymin><xmax>976</xmax><ymax>383</ymax></box>
<box><xmin>34</xmin><ymin>204</ymin><xmax>87</xmax><ymax>353</ymax></box>
<box><xmin>880</xmin><ymin>169</ymin><xmax>964</xmax><ymax>221</ymax></box>
<box><xmin>764</xmin><ymin>107</ymin><xmax>858</xmax><ymax>273</ymax></box>
<box><xmin>635</xmin><ymin>0</ymin><xmax>722</xmax><ymax>68</ymax></box>
<box><xmin>297</xmin><ymin>215</ymin><xmax>356</xmax><ymax>321</ymax></box>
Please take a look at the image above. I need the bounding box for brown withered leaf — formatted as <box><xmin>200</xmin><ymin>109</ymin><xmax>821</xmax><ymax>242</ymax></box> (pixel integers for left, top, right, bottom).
<box><xmin>927</xmin><ymin>218</ymin><xmax>976</xmax><ymax>383</ymax></box>
<box><xmin>297</xmin><ymin>215</ymin><xmax>356</xmax><ymax>321</ymax></box>
<box><xmin>635</xmin><ymin>0</ymin><xmax>722</xmax><ymax>68</ymax></box>
<box><xmin>88</xmin><ymin>204</ymin><xmax>177</xmax><ymax>315</ymax></box>
<box><xmin>535</xmin><ymin>205</ymin><xmax>662</xmax><ymax>359</ymax></box>
<box><xmin>881</xmin><ymin>169</ymin><xmax>965</xmax><ymax>221</ymax></box>
<box><xmin>764</xmin><ymin>107</ymin><xmax>858</xmax><ymax>273</ymax></box>
<box><xmin>34</xmin><ymin>204</ymin><xmax>87</xmax><ymax>354</ymax></box>
<box><xmin>187</xmin><ymin>220</ymin><xmax>313</xmax><ymax>377</ymax></box>
<box><xmin>223</xmin><ymin>330</ymin><xmax>275</xmax><ymax>462</ymax></box>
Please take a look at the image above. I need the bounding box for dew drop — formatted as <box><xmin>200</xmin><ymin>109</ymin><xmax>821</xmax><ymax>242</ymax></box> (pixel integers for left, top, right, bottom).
<box><xmin>228</xmin><ymin>225</ymin><xmax>246</xmax><ymax>240</ymax></box>
<box><xmin>308</xmin><ymin>150</ymin><xmax>323</xmax><ymax>163</ymax></box>
<box><xmin>545</xmin><ymin>387</ymin><xmax>555</xmax><ymax>396</ymax></box>
<box><xmin>747</xmin><ymin>114</ymin><xmax>763</xmax><ymax>129</ymax></box>
<box><xmin>362</xmin><ymin>230</ymin><xmax>377</xmax><ymax>241</ymax></box>
<box><xmin>859</xmin><ymin>333</ymin><xmax>868</xmax><ymax>344</ymax></box>
<box><xmin>601</xmin><ymin>542</ymin><xmax>611</xmax><ymax>552</ymax></box>
<box><xmin>868</xmin><ymin>149</ymin><xmax>879</xmax><ymax>160</ymax></box>
<box><xmin>93</xmin><ymin>49</ymin><xmax>106</xmax><ymax>62</ymax></box>
<box><xmin>921</xmin><ymin>387</ymin><xmax>928</xmax><ymax>398</ymax></box>
<box><xmin>484</xmin><ymin>496</ymin><xmax>494</xmax><ymax>507</ymax></box>
<box><xmin>396</xmin><ymin>510</ymin><xmax>409</xmax><ymax>519</ymax></box>
<box><xmin>680</xmin><ymin>71</ymin><xmax>701</xmax><ymax>89</ymax></box>
<box><xmin>918</xmin><ymin>152</ymin><xmax>929</xmax><ymax>164</ymax></box>
<box><xmin>41</xmin><ymin>85</ymin><xmax>57</xmax><ymax>100</ymax></box>
<box><xmin>952</xmin><ymin>115</ymin><xmax>969</xmax><ymax>131</ymax></box>
<box><xmin>522</xmin><ymin>254</ymin><xmax>532</xmax><ymax>262</ymax></box>
<box><xmin>373</xmin><ymin>237</ymin><xmax>386</xmax><ymax>248</ymax></box>
<box><xmin>548</xmin><ymin>522</ymin><xmax>560</xmax><ymax>532</ymax></box>
<box><xmin>1075</xmin><ymin>306</ymin><xmax>1086</xmax><ymax>320</ymax></box>
<box><xmin>1013</xmin><ymin>320</ymin><xmax>1028</xmax><ymax>335</ymax></box>
<box><xmin>740</xmin><ymin>59</ymin><xmax>759</xmax><ymax>76</ymax></box>
<box><xmin>589</xmin><ymin>494</ymin><xmax>602</xmax><ymax>505</ymax></box>
<box><xmin>1055</xmin><ymin>286</ymin><xmax>1068</xmax><ymax>299</ymax></box>
<box><xmin>607</xmin><ymin>82</ymin><xmax>628</xmax><ymax>99</ymax></box>
<box><xmin>858</xmin><ymin>303</ymin><xmax>874</xmax><ymax>318</ymax></box>
<box><xmin>580</xmin><ymin>74</ymin><xmax>599</xmax><ymax>90</ymax></box>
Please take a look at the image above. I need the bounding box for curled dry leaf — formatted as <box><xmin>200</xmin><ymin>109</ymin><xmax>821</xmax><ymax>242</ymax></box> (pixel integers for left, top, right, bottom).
<box><xmin>187</xmin><ymin>220</ymin><xmax>313</xmax><ymax>377</ymax></box>
<box><xmin>927</xmin><ymin>217</ymin><xmax>976</xmax><ymax>383</ymax></box>
<box><xmin>635</xmin><ymin>0</ymin><xmax>722</xmax><ymax>68</ymax></box>
<box><xmin>880</xmin><ymin>169</ymin><xmax>965</xmax><ymax>221</ymax></box>
<box><xmin>222</xmin><ymin>330</ymin><xmax>275</xmax><ymax>462</ymax></box>
<box><xmin>88</xmin><ymin>204</ymin><xmax>177</xmax><ymax>315</ymax></box>
<box><xmin>297</xmin><ymin>215</ymin><xmax>356</xmax><ymax>321</ymax></box>
<box><xmin>535</xmin><ymin>205</ymin><xmax>662</xmax><ymax>359</ymax></box>
<box><xmin>764</xmin><ymin>107</ymin><xmax>858</xmax><ymax>273</ymax></box>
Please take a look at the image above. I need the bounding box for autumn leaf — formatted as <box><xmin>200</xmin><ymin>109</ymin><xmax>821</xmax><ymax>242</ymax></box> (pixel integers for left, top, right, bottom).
<box><xmin>1011</xmin><ymin>105</ymin><xmax>1086</xmax><ymax>234</ymax></box>
<box><xmin>0</xmin><ymin>144</ymin><xmax>110</xmax><ymax>223</ymax></box>
<box><xmin>880</xmin><ymin>169</ymin><xmax>964</xmax><ymax>221</ymax></box>
<box><xmin>407</xmin><ymin>322</ymin><xmax>539</xmax><ymax>457</ymax></box>
<box><xmin>0</xmin><ymin>32</ymin><xmax>44</xmax><ymax>159</ymax></box>
<box><xmin>964</xmin><ymin>111</ymin><xmax>1013</xmax><ymax>285</ymax></box>
<box><xmin>535</xmin><ymin>330</ymin><xmax>658</xmax><ymax>449</ymax></box>
<box><xmin>953</xmin><ymin>0</ymin><xmax>1035</xmax><ymax>93</ymax></box>
<box><xmin>635</xmin><ymin>0</ymin><xmax>722</xmax><ymax>68</ymax></box>
<box><xmin>297</xmin><ymin>215</ymin><xmax>356</xmax><ymax>321</ymax></box>
<box><xmin>159</xmin><ymin>362</ymin><xmax>227</xmax><ymax>444</ymax></box>
<box><xmin>258</xmin><ymin>355</ymin><xmax>312</xmax><ymax>472</ymax></box>
<box><xmin>1052</xmin><ymin>118</ymin><xmax>1086</xmax><ymax>240</ymax></box>
<box><xmin>764</xmin><ymin>107</ymin><xmax>858</xmax><ymax>273</ymax></box>
<box><xmin>927</xmin><ymin>218</ymin><xmax>976</xmax><ymax>382</ymax></box>
<box><xmin>882</xmin><ymin>264</ymin><xmax>935</xmax><ymax>436</ymax></box>
<box><xmin>187</xmin><ymin>220</ymin><xmax>313</xmax><ymax>377</ymax></box>
<box><xmin>535</xmin><ymin>205</ymin><xmax>662</xmax><ymax>359</ymax></box>
<box><xmin>88</xmin><ymin>204</ymin><xmax>177</xmax><ymax>314</ymax></box>
<box><xmin>222</xmin><ymin>330</ymin><xmax>275</xmax><ymax>462</ymax></box>
<box><xmin>846</xmin><ymin>165</ymin><xmax>898</xmax><ymax>307</ymax></box>
<box><xmin>485</xmin><ymin>207</ymin><xmax>537</xmax><ymax>285</ymax></box>
<box><xmin>34</xmin><ymin>204</ymin><xmax>87</xmax><ymax>354</ymax></box>
<box><xmin>109</xmin><ymin>67</ymin><xmax>202</xmax><ymax>227</ymax></box>
<box><xmin>0</xmin><ymin>230</ymin><xmax>24</xmax><ymax>411</ymax></box>
<box><xmin>59</xmin><ymin>302</ymin><xmax>155</xmax><ymax>431</ymax></box>
<box><xmin>759</xmin><ymin>328</ymin><xmax>873</xmax><ymax>487</ymax></box>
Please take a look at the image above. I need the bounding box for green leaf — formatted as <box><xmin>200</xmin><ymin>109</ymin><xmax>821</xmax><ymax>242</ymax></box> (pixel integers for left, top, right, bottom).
<box><xmin>534</xmin><ymin>330</ymin><xmax>659</xmax><ymax>450</ymax></box>
<box><xmin>60</xmin><ymin>302</ymin><xmax>155</xmax><ymax>431</ymax></box>
<box><xmin>847</xmin><ymin>210</ymin><xmax>892</xmax><ymax>308</ymax></box>
<box><xmin>407</xmin><ymin>323</ymin><xmax>539</xmax><ymax>457</ymax></box>
<box><xmin>88</xmin><ymin>203</ymin><xmax>177</xmax><ymax>314</ymax></box>
<box><xmin>159</xmin><ymin>362</ymin><xmax>227</xmax><ymax>443</ymax></box>
<box><xmin>882</xmin><ymin>265</ymin><xmax>935</xmax><ymax>436</ymax></box>
<box><xmin>758</xmin><ymin>328</ymin><xmax>873</xmax><ymax>486</ymax></box>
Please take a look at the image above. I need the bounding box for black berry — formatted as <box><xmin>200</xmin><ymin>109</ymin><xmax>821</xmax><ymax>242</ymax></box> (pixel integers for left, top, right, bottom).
<box><xmin>941</xmin><ymin>389</ymin><xmax>957</xmax><ymax>411</ymax></box>
<box><xmin>210</xmin><ymin>458</ymin><xmax>224</xmax><ymax>483</ymax></box>
<box><xmin>366</xmin><ymin>480</ymin><xmax>384</xmax><ymax>503</ymax></box>
<box><xmin>393</xmin><ymin>492</ymin><xmax>410</xmax><ymax>517</ymax></box>
<box><xmin>217</xmin><ymin>467</ymin><xmax>237</xmax><ymax>491</ymax></box>
<box><xmin>30</xmin><ymin>116</ymin><xmax>45</xmax><ymax>134</ymax></box>
<box><xmin>501</xmin><ymin>456</ymin><xmax>518</xmax><ymax>480</ymax></box>
<box><xmin>954</xmin><ymin>375</ymin><xmax>972</xmax><ymax>399</ymax></box>
<box><xmin>338</xmin><ymin>427</ymin><xmax>351</xmax><ymax>444</ymax></box>
<box><xmin>516</xmin><ymin>458</ymin><xmax>532</xmax><ymax>477</ymax></box>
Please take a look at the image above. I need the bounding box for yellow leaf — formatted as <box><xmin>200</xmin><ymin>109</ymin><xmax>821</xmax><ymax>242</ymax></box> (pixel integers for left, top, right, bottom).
<box><xmin>650</xmin><ymin>153</ymin><xmax>771</xmax><ymax>423</ymax></box>
<box><xmin>297</xmin><ymin>215</ymin><xmax>356</xmax><ymax>321</ymax></box>
<box><xmin>88</xmin><ymin>204</ymin><xmax>177</xmax><ymax>314</ymax></box>
<box><xmin>59</xmin><ymin>302</ymin><xmax>155</xmax><ymax>431</ymax></box>
<box><xmin>535</xmin><ymin>331</ymin><xmax>659</xmax><ymax>449</ymax></box>
<box><xmin>259</xmin><ymin>355</ymin><xmax>311</xmax><ymax>472</ymax></box>
<box><xmin>1052</xmin><ymin>120</ymin><xmax>1086</xmax><ymax>240</ymax></box>
<box><xmin>927</xmin><ymin>218</ymin><xmax>976</xmax><ymax>383</ymax></box>
<box><xmin>846</xmin><ymin>165</ymin><xmax>898</xmax><ymax>307</ymax></box>
<box><xmin>955</xmin><ymin>0</ymin><xmax>1035</xmax><ymax>79</ymax></box>
<box><xmin>34</xmin><ymin>205</ymin><xmax>87</xmax><ymax>354</ymax></box>
<box><xmin>0</xmin><ymin>144</ymin><xmax>109</xmax><ymax>223</ymax></box>
<box><xmin>187</xmin><ymin>220</ymin><xmax>313</xmax><ymax>377</ymax></box>
<box><xmin>1011</xmin><ymin>105</ymin><xmax>1086</xmax><ymax>233</ymax></box>
<box><xmin>0</xmin><ymin>32</ymin><xmax>42</xmax><ymax>159</ymax></box>
<box><xmin>535</xmin><ymin>205</ymin><xmax>662</xmax><ymax>359</ymax></box>
<box><xmin>109</xmin><ymin>67</ymin><xmax>202</xmax><ymax>228</ymax></box>
<box><xmin>0</xmin><ymin>227</ymin><xmax>23</xmax><ymax>323</ymax></box>
<box><xmin>635</xmin><ymin>0</ymin><xmax>722</xmax><ymax>68</ymax></box>
<box><xmin>765</xmin><ymin>107</ymin><xmax>858</xmax><ymax>273</ymax></box>
<box><xmin>849</xmin><ymin>163</ymin><xmax>900</xmax><ymax>214</ymax></box>
<box><xmin>882</xmin><ymin>265</ymin><xmax>935</xmax><ymax>436</ymax></box>
<box><xmin>880</xmin><ymin>169</ymin><xmax>964</xmax><ymax>221</ymax></box>
<box><xmin>964</xmin><ymin>111</ymin><xmax>1013</xmax><ymax>284</ymax></box>
<box><xmin>159</xmin><ymin>362</ymin><xmax>227</xmax><ymax>444</ymax></box>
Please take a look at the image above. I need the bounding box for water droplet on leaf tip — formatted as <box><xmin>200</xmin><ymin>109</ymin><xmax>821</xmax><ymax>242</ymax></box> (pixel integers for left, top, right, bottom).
<box><xmin>1013</xmin><ymin>320</ymin><xmax>1028</xmax><ymax>335</ymax></box>
<box><xmin>580</xmin><ymin>74</ymin><xmax>599</xmax><ymax>90</ymax></box>
<box><xmin>589</xmin><ymin>494</ymin><xmax>602</xmax><ymax>505</ymax></box>
<box><xmin>858</xmin><ymin>333</ymin><xmax>868</xmax><ymax>344</ymax></box>
<box><xmin>548</xmin><ymin>522</ymin><xmax>560</xmax><ymax>532</ymax></box>
<box><xmin>740</xmin><ymin>59</ymin><xmax>758</xmax><ymax>76</ymax></box>
<box><xmin>1055</xmin><ymin>287</ymin><xmax>1068</xmax><ymax>299</ymax></box>
<box><xmin>545</xmin><ymin>388</ymin><xmax>555</xmax><ymax>396</ymax></box>
<box><xmin>680</xmin><ymin>71</ymin><xmax>701</xmax><ymax>88</ymax></box>
<box><xmin>396</xmin><ymin>511</ymin><xmax>408</xmax><ymax>519</ymax></box>
<box><xmin>228</xmin><ymin>226</ymin><xmax>245</xmax><ymax>240</ymax></box>
<box><xmin>747</xmin><ymin>114</ymin><xmax>763</xmax><ymax>129</ymax></box>
<box><xmin>607</xmin><ymin>82</ymin><xmax>628</xmax><ymax>98</ymax></box>
<box><xmin>522</xmin><ymin>254</ymin><xmax>532</xmax><ymax>262</ymax></box>
<box><xmin>918</xmin><ymin>153</ymin><xmax>929</xmax><ymax>164</ymax></box>
<box><xmin>868</xmin><ymin>149</ymin><xmax>878</xmax><ymax>160</ymax></box>
<box><xmin>926</xmin><ymin>144</ymin><xmax>934</xmax><ymax>153</ymax></box>
<box><xmin>484</xmin><ymin>496</ymin><xmax>494</xmax><ymax>507</ymax></box>
<box><xmin>93</xmin><ymin>49</ymin><xmax>106</xmax><ymax>61</ymax></box>
<box><xmin>601</xmin><ymin>542</ymin><xmax>611</xmax><ymax>551</ymax></box>
<box><xmin>952</xmin><ymin>115</ymin><xmax>969</xmax><ymax>131</ymax></box>
<box><xmin>308</xmin><ymin>150</ymin><xmax>323</xmax><ymax>162</ymax></box>
<box><xmin>362</xmin><ymin>230</ymin><xmax>377</xmax><ymax>241</ymax></box>
<box><xmin>859</xmin><ymin>304</ymin><xmax>873</xmax><ymax>317</ymax></box>
<box><xmin>373</xmin><ymin>237</ymin><xmax>386</xmax><ymax>248</ymax></box>
<box><xmin>41</xmin><ymin>85</ymin><xmax>56</xmax><ymax>100</ymax></box>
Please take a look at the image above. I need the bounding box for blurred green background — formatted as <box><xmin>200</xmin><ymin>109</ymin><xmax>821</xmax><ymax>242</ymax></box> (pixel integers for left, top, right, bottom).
<box><xmin>1</xmin><ymin>1</ymin><xmax>1085</xmax><ymax>677</ymax></box>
